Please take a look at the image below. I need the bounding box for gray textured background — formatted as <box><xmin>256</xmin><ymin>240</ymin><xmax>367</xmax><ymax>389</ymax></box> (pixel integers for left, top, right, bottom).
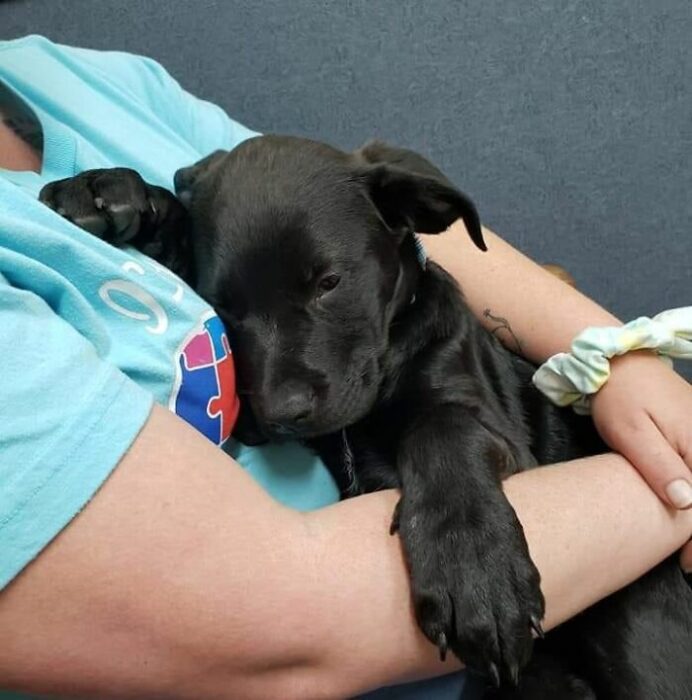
<box><xmin>1</xmin><ymin>0</ymin><xmax>690</xmax><ymax>378</ymax></box>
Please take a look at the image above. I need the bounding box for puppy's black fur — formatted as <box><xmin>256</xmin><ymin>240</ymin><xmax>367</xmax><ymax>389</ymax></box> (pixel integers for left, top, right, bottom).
<box><xmin>40</xmin><ymin>136</ymin><xmax>692</xmax><ymax>698</ymax></box>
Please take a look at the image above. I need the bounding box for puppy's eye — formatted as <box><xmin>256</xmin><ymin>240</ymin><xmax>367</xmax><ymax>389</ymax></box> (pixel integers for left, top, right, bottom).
<box><xmin>318</xmin><ymin>273</ymin><xmax>341</xmax><ymax>293</ymax></box>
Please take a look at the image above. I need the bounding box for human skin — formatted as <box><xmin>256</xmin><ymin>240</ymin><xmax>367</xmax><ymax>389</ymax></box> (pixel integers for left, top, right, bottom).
<box><xmin>0</xmin><ymin>405</ymin><xmax>689</xmax><ymax>699</ymax></box>
<box><xmin>0</xmin><ymin>118</ymin><xmax>41</xmax><ymax>172</ymax></box>
<box><xmin>425</xmin><ymin>224</ymin><xmax>692</xmax><ymax>559</ymax></box>
<box><xmin>1</xmin><ymin>115</ymin><xmax>690</xmax><ymax>698</ymax></box>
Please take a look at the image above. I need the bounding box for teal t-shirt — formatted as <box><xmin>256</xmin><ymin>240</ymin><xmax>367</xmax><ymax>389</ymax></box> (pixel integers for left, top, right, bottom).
<box><xmin>0</xmin><ymin>36</ymin><xmax>469</xmax><ymax>700</ymax></box>
<box><xmin>0</xmin><ymin>34</ymin><xmax>338</xmax><ymax>595</ymax></box>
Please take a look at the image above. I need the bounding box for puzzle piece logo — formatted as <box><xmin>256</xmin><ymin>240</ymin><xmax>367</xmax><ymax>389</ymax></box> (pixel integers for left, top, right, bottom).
<box><xmin>169</xmin><ymin>311</ymin><xmax>239</xmax><ymax>445</ymax></box>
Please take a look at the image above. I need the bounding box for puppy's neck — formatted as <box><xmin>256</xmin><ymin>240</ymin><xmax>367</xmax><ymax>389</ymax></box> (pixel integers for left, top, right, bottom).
<box><xmin>377</xmin><ymin>242</ymin><xmax>467</xmax><ymax>404</ymax></box>
<box><xmin>389</xmin><ymin>233</ymin><xmax>424</xmax><ymax>320</ymax></box>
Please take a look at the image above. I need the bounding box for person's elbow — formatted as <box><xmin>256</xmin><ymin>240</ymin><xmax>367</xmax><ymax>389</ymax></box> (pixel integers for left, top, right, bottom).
<box><xmin>149</xmin><ymin>513</ymin><xmax>349</xmax><ymax>700</ymax></box>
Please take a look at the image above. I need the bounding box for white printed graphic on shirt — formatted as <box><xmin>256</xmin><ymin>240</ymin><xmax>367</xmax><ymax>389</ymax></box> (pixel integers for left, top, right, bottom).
<box><xmin>98</xmin><ymin>258</ymin><xmax>185</xmax><ymax>334</ymax></box>
<box><xmin>97</xmin><ymin>257</ymin><xmax>237</xmax><ymax>445</ymax></box>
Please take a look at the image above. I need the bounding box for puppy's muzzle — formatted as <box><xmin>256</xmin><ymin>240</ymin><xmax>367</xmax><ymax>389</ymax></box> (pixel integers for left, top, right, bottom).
<box><xmin>260</xmin><ymin>380</ymin><xmax>317</xmax><ymax>437</ymax></box>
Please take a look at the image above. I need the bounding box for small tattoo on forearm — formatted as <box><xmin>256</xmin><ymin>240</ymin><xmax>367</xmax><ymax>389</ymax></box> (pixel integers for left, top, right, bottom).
<box><xmin>483</xmin><ymin>308</ymin><xmax>524</xmax><ymax>355</ymax></box>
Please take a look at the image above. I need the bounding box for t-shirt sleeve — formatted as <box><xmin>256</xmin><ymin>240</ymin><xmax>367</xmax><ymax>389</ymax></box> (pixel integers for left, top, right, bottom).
<box><xmin>64</xmin><ymin>43</ymin><xmax>259</xmax><ymax>155</ymax></box>
<box><xmin>0</xmin><ymin>279</ymin><xmax>153</xmax><ymax>590</ymax></box>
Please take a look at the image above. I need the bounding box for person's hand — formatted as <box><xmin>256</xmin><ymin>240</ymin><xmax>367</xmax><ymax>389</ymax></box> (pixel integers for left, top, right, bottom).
<box><xmin>590</xmin><ymin>350</ymin><xmax>692</xmax><ymax>572</ymax></box>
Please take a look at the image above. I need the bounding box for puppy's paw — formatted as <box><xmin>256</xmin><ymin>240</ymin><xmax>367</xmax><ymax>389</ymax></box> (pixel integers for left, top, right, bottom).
<box><xmin>397</xmin><ymin>494</ymin><xmax>544</xmax><ymax>687</ymax></box>
<box><xmin>39</xmin><ymin>168</ymin><xmax>154</xmax><ymax>244</ymax></box>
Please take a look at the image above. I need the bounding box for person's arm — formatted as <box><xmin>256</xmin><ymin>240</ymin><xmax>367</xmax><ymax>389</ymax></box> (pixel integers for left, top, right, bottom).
<box><xmin>424</xmin><ymin>223</ymin><xmax>692</xmax><ymax>525</ymax></box>
<box><xmin>0</xmin><ymin>405</ymin><xmax>688</xmax><ymax>700</ymax></box>
<box><xmin>424</xmin><ymin>225</ymin><xmax>617</xmax><ymax>362</ymax></box>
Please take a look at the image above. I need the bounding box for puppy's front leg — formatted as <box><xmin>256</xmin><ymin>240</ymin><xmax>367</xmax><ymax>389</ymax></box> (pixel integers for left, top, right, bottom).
<box><xmin>39</xmin><ymin>168</ymin><xmax>194</xmax><ymax>283</ymax></box>
<box><xmin>395</xmin><ymin>405</ymin><xmax>544</xmax><ymax>687</ymax></box>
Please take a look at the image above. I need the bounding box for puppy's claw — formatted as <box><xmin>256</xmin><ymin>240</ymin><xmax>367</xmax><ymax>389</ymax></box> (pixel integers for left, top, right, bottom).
<box><xmin>509</xmin><ymin>662</ymin><xmax>520</xmax><ymax>687</ymax></box>
<box><xmin>530</xmin><ymin>614</ymin><xmax>545</xmax><ymax>639</ymax></box>
<box><xmin>488</xmin><ymin>662</ymin><xmax>501</xmax><ymax>688</ymax></box>
<box><xmin>437</xmin><ymin>632</ymin><xmax>448</xmax><ymax>662</ymax></box>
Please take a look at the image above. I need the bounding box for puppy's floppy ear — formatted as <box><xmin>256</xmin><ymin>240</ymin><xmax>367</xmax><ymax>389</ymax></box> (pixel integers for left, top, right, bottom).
<box><xmin>354</xmin><ymin>140</ymin><xmax>486</xmax><ymax>251</ymax></box>
<box><xmin>174</xmin><ymin>149</ymin><xmax>227</xmax><ymax>208</ymax></box>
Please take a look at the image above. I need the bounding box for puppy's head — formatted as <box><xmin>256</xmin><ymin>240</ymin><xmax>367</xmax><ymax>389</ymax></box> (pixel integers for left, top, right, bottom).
<box><xmin>175</xmin><ymin>135</ymin><xmax>484</xmax><ymax>441</ymax></box>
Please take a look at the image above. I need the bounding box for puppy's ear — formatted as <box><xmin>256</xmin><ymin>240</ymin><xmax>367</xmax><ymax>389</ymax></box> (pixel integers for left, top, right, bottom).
<box><xmin>174</xmin><ymin>149</ymin><xmax>227</xmax><ymax>208</ymax></box>
<box><xmin>354</xmin><ymin>141</ymin><xmax>486</xmax><ymax>251</ymax></box>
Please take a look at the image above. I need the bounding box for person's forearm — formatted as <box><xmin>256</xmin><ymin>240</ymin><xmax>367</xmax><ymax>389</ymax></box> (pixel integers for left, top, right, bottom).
<box><xmin>423</xmin><ymin>223</ymin><xmax>621</xmax><ymax>363</ymax></box>
<box><xmin>303</xmin><ymin>455</ymin><xmax>692</xmax><ymax>694</ymax></box>
<box><xmin>1</xmin><ymin>407</ymin><xmax>689</xmax><ymax>700</ymax></box>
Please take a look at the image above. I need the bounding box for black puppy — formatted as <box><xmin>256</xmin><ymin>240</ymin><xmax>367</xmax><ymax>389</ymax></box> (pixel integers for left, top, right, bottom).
<box><xmin>40</xmin><ymin>136</ymin><xmax>691</xmax><ymax>698</ymax></box>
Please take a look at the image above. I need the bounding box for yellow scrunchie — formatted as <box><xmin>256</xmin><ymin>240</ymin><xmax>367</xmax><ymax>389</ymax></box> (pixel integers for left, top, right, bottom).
<box><xmin>532</xmin><ymin>307</ymin><xmax>692</xmax><ymax>414</ymax></box>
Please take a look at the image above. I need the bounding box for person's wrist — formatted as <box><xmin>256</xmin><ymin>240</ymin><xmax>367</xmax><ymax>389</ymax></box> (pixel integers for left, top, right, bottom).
<box><xmin>591</xmin><ymin>349</ymin><xmax>663</xmax><ymax>407</ymax></box>
<box><xmin>542</xmin><ymin>316</ymin><xmax>622</xmax><ymax>364</ymax></box>
<box><xmin>607</xmin><ymin>347</ymin><xmax>661</xmax><ymax>373</ymax></box>
<box><xmin>608</xmin><ymin>348</ymin><xmax>675</xmax><ymax>389</ymax></box>
<box><xmin>592</xmin><ymin>348</ymin><xmax>692</xmax><ymax>511</ymax></box>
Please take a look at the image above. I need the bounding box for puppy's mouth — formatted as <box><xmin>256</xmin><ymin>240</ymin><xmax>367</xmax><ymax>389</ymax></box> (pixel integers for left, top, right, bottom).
<box><xmin>254</xmin><ymin>358</ymin><xmax>380</xmax><ymax>441</ymax></box>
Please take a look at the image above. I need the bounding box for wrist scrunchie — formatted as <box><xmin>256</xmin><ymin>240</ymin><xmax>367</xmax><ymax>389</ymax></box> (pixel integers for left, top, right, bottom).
<box><xmin>532</xmin><ymin>307</ymin><xmax>692</xmax><ymax>414</ymax></box>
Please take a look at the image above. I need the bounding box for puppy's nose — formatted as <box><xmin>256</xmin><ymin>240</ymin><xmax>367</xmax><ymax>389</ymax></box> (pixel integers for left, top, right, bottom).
<box><xmin>264</xmin><ymin>382</ymin><xmax>316</xmax><ymax>434</ymax></box>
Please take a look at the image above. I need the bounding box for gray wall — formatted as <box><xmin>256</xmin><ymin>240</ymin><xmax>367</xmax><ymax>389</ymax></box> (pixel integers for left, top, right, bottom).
<box><xmin>2</xmin><ymin>0</ymin><xmax>690</xmax><ymax>376</ymax></box>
